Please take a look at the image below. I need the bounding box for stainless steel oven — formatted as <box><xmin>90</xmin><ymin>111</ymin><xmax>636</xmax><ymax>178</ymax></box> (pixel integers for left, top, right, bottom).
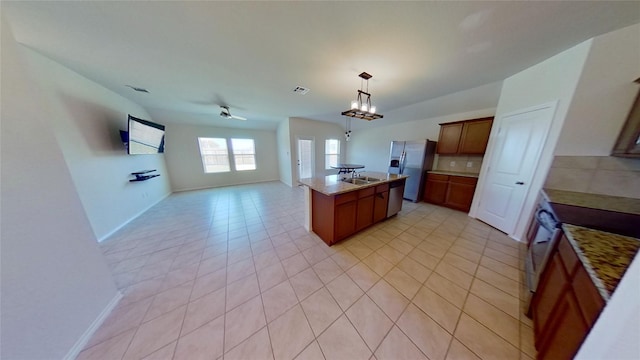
<box><xmin>525</xmin><ymin>196</ymin><xmax>562</xmax><ymax>308</ymax></box>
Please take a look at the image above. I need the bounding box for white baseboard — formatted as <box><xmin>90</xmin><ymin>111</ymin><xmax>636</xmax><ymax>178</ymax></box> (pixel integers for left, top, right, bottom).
<box><xmin>64</xmin><ymin>291</ymin><xmax>123</xmax><ymax>360</ymax></box>
<box><xmin>97</xmin><ymin>191</ymin><xmax>171</xmax><ymax>242</ymax></box>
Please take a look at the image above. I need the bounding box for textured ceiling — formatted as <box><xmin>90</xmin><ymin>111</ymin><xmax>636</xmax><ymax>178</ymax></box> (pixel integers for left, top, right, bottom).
<box><xmin>3</xmin><ymin>1</ymin><xmax>639</xmax><ymax>130</ymax></box>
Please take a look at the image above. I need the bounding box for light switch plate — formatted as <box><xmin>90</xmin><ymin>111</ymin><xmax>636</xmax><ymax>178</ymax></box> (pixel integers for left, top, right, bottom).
<box><xmin>467</xmin><ymin>161</ymin><xmax>473</xmax><ymax>168</ymax></box>
<box><xmin>450</xmin><ymin>161</ymin><xmax>456</xmax><ymax>167</ymax></box>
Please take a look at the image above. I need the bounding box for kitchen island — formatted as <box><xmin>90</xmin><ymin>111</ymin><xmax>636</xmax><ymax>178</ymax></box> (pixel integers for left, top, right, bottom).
<box><xmin>299</xmin><ymin>171</ymin><xmax>408</xmax><ymax>245</ymax></box>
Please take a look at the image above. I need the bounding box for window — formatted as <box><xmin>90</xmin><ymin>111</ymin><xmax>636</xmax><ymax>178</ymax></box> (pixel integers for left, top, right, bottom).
<box><xmin>325</xmin><ymin>139</ymin><xmax>340</xmax><ymax>169</ymax></box>
<box><xmin>198</xmin><ymin>137</ymin><xmax>230</xmax><ymax>173</ymax></box>
<box><xmin>231</xmin><ymin>138</ymin><xmax>256</xmax><ymax>171</ymax></box>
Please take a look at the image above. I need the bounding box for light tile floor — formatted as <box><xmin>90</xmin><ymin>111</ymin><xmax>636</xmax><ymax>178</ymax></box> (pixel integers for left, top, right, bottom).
<box><xmin>79</xmin><ymin>181</ymin><xmax>536</xmax><ymax>360</ymax></box>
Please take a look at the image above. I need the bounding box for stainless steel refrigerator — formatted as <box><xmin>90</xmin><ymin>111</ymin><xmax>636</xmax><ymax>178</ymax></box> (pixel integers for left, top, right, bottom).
<box><xmin>388</xmin><ymin>140</ymin><xmax>437</xmax><ymax>202</ymax></box>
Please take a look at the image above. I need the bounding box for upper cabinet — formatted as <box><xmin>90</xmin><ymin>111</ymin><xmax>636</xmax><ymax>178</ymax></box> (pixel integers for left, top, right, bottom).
<box><xmin>436</xmin><ymin>117</ymin><xmax>494</xmax><ymax>155</ymax></box>
<box><xmin>612</xmin><ymin>79</ymin><xmax>640</xmax><ymax>157</ymax></box>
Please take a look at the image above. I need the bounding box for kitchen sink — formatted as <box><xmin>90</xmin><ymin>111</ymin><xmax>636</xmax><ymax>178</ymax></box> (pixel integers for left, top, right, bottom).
<box><xmin>341</xmin><ymin>178</ymin><xmax>370</xmax><ymax>185</ymax></box>
<box><xmin>355</xmin><ymin>176</ymin><xmax>381</xmax><ymax>182</ymax></box>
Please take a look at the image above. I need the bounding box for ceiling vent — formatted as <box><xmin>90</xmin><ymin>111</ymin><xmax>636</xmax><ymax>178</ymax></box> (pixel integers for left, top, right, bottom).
<box><xmin>293</xmin><ymin>86</ymin><xmax>310</xmax><ymax>95</ymax></box>
<box><xmin>126</xmin><ymin>85</ymin><xmax>149</xmax><ymax>93</ymax></box>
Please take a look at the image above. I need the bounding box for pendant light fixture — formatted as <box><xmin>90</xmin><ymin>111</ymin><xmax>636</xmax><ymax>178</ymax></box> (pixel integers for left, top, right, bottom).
<box><xmin>341</xmin><ymin>72</ymin><xmax>383</xmax><ymax>121</ymax></box>
<box><xmin>345</xmin><ymin>117</ymin><xmax>352</xmax><ymax>141</ymax></box>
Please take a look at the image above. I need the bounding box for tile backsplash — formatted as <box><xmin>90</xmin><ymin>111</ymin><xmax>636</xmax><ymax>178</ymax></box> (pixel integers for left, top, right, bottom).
<box><xmin>434</xmin><ymin>155</ymin><xmax>483</xmax><ymax>174</ymax></box>
<box><xmin>545</xmin><ymin>156</ymin><xmax>640</xmax><ymax>199</ymax></box>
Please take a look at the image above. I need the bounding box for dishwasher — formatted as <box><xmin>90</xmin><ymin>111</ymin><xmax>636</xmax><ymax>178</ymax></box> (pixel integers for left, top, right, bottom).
<box><xmin>387</xmin><ymin>180</ymin><xmax>405</xmax><ymax>217</ymax></box>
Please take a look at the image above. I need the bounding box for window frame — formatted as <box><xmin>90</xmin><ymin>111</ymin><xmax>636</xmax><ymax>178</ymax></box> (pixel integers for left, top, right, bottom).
<box><xmin>197</xmin><ymin>137</ymin><xmax>231</xmax><ymax>173</ymax></box>
<box><xmin>325</xmin><ymin>138</ymin><xmax>341</xmax><ymax>169</ymax></box>
<box><xmin>230</xmin><ymin>138</ymin><xmax>257</xmax><ymax>171</ymax></box>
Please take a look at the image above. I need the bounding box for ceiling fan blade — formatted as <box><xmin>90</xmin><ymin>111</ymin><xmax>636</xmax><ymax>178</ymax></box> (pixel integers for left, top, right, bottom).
<box><xmin>230</xmin><ymin>115</ymin><xmax>247</xmax><ymax>121</ymax></box>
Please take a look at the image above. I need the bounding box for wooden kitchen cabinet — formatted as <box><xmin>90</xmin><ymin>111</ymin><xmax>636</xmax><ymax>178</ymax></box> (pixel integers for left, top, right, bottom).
<box><xmin>311</xmin><ymin>182</ymin><xmax>393</xmax><ymax>245</ymax></box>
<box><xmin>373</xmin><ymin>184</ymin><xmax>390</xmax><ymax>223</ymax></box>
<box><xmin>335</xmin><ymin>200</ymin><xmax>357</xmax><ymax>239</ymax></box>
<box><xmin>436</xmin><ymin>117</ymin><xmax>493</xmax><ymax>155</ymax></box>
<box><xmin>445</xmin><ymin>176</ymin><xmax>477</xmax><ymax>212</ymax></box>
<box><xmin>423</xmin><ymin>174</ymin><xmax>448</xmax><ymax>204</ymax></box>
<box><xmin>436</xmin><ymin>123</ymin><xmax>463</xmax><ymax>154</ymax></box>
<box><xmin>356</xmin><ymin>187</ymin><xmax>375</xmax><ymax>231</ymax></box>
<box><xmin>423</xmin><ymin>174</ymin><xmax>477</xmax><ymax>212</ymax></box>
<box><xmin>532</xmin><ymin>234</ymin><xmax>605</xmax><ymax>360</ymax></box>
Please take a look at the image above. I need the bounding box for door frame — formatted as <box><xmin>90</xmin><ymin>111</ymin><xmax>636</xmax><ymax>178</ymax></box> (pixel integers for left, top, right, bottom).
<box><xmin>295</xmin><ymin>136</ymin><xmax>315</xmax><ymax>184</ymax></box>
<box><xmin>470</xmin><ymin>101</ymin><xmax>559</xmax><ymax>241</ymax></box>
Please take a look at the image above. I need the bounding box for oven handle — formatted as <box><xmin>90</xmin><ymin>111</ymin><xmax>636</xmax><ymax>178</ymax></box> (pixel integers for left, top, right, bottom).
<box><xmin>535</xmin><ymin>209</ymin><xmax>559</xmax><ymax>232</ymax></box>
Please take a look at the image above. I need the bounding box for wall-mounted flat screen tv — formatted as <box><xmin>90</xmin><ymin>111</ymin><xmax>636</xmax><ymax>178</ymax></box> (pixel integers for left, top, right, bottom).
<box><xmin>127</xmin><ymin>115</ymin><xmax>165</xmax><ymax>154</ymax></box>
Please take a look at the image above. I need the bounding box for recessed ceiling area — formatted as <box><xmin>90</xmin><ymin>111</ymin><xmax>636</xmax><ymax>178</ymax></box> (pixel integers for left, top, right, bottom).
<box><xmin>3</xmin><ymin>1</ymin><xmax>639</xmax><ymax>130</ymax></box>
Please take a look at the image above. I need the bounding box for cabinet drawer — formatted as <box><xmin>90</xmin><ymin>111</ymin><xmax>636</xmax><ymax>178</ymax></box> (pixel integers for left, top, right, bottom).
<box><xmin>449</xmin><ymin>176</ymin><xmax>478</xmax><ymax>185</ymax></box>
<box><xmin>558</xmin><ymin>236</ymin><xmax>579</xmax><ymax>276</ymax></box>
<box><xmin>427</xmin><ymin>173</ymin><xmax>449</xmax><ymax>181</ymax></box>
<box><xmin>335</xmin><ymin>191</ymin><xmax>357</xmax><ymax>205</ymax></box>
<box><xmin>358</xmin><ymin>186</ymin><xmax>375</xmax><ymax>198</ymax></box>
<box><xmin>375</xmin><ymin>183</ymin><xmax>389</xmax><ymax>193</ymax></box>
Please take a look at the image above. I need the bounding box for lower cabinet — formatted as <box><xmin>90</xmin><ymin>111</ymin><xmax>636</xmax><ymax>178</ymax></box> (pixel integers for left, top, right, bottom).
<box><xmin>312</xmin><ymin>183</ymin><xmax>391</xmax><ymax>245</ymax></box>
<box><xmin>423</xmin><ymin>174</ymin><xmax>478</xmax><ymax>212</ymax></box>
<box><xmin>373</xmin><ymin>184</ymin><xmax>390</xmax><ymax>223</ymax></box>
<box><xmin>356</xmin><ymin>187</ymin><xmax>375</xmax><ymax>231</ymax></box>
<box><xmin>532</xmin><ymin>234</ymin><xmax>605</xmax><ymax>360</ymax></box>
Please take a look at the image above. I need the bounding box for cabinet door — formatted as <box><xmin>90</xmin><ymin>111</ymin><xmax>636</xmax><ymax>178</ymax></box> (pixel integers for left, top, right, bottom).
<box><xmin>533</xmin><ymin>253</ymin><xmax>569</xmax><ymax>342</ymax></box>
<box><xmin>424</xmin><ymin>174</ymin><xmax>448</xmax><ymax>204</ymax></box>
<box><xmin>356</xmin><ymin>195</ymin><xmax>374</xmax><ymax>231</ymax></box>
<box><xmin>444</xmin><ymin>176</ymin><xmax>477</xmax><ymax>212</ymax></box>
<box><xmin>373</xmin><ymin>191</ymin><xmax>389</xmax><ymax>223</ymax></box>
<box><xmin>335</xmin><ymin>201</ymin><xmax>357</xmax><ymax>241</ymax></box>
<box><xmin>458</xmin><ymin>118</ymin><xmax>493</xmax><ymax>154</ymax></box>
<box><xmin>436</xmin><ymin>123</ymin><xmax>463</xmax><ymax>154</ymax></box>
<box><xmin>537</xmin><ymin>289</ymin><xmax>588</xmax><ymax>360</ymax></box>
<box><xmin>572</xmin><ymin>265</ymin><xmax>605</xmax><ymax>328</ymax></box>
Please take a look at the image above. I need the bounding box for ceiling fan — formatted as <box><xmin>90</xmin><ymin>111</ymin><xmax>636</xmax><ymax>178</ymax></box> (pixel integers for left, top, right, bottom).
<box><xmin>219</xmin><ymin>105</ymin><xmax>247</xmax><ymax>121</ymax></box>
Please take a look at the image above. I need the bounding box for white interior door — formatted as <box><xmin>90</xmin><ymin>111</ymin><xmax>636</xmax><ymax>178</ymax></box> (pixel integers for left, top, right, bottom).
<box><xmin>476</xmin><ymin>103</ymin><xmax>556</xmax><ymax>233</ymax></box>
<box><xmin>297</xmin><ymin>138</ymin><xmax>314</xmax><ymax>181</ymax></box>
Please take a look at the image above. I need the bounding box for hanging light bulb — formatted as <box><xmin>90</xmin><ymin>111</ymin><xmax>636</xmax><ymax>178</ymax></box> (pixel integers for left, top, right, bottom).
<box><xmin>351</xmin><ymin>100</ymin><xmax>358</xmax><ymax>110</ymax></box>
<box><xmin>361</xmin><ymin>103</ymin><xmax>368</xmax><ymax>112</ymax></box>
<box><xmin>370</xmin><ymin>105</ymin><xmax>376</xmax><ymax>114</ymax></box>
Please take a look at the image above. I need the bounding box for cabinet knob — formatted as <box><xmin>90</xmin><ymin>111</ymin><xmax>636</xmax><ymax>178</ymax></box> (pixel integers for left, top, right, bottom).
<box><xmin>516</xmin><ymin>181</ymin><xmax>525</xmax><ymax>185</ymax></box>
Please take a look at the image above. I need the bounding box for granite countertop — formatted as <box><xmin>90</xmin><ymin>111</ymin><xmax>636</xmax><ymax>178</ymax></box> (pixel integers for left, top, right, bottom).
<box><xmin>544</xmin><ymin>189</ymin><xmax>640</xmax><ymax>216</ymax></box>
<box><xmin>298</xmin><ymin>171</ymin><xmax>408</xmax><ymax>196</ymax></box>
<box><xmin>428</xmin><ymin>170</ymin><xmax>479</xmax><ymax>178</ymax></box>
<box><xmin>562</xmin><ymin>223</ymin><xmax>640</xmax><ymax>301</ymax></box>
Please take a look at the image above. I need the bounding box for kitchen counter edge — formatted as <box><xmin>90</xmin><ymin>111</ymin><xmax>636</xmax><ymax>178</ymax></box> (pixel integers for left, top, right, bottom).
<box><xmin>561</xmin><ymin>223</ymin><xmax>640</xmax><ymax>302</ymax></box>
<box><xmin>298</xmin><ymin>172</ymin><xmax>408</xmax><ymax>196</ymax></box>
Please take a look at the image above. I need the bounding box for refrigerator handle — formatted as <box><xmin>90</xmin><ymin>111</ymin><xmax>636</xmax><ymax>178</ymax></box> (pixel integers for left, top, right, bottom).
<box><xmin>399</xmin><ymin>151</ymin><xmax>406</xmax><ymax>174</ymax></box>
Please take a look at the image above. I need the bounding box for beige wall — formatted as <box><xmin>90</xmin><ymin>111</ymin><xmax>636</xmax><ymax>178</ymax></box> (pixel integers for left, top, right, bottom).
<box><xmin>434</xmin><ymin>155</ymin><xmax>484</xmax><ymax>174</ymax></box>
<box><xmin>164</xmin><ymin>123</ymin><xmax>280</xmax><ymax>192</ymax></box>
<box><xmin>20</xmin><ymin>47</ymin><xmax>172</xmax><ymax>241</ymax></box>
<box><xmin>545</xmin><ymin>156</ymin><xmax>640</xmax><ymax>198</ymax></box>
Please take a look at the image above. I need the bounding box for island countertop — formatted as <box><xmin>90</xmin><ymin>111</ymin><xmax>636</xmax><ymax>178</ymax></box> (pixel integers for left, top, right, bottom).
<box><xmin>298</xmin><ymin>171</ymin><xmax>408</xmax><ymax>196</ymax></box>
<box><xmin>562</xmin><ymin>223</ymin><xmax>640</xmax><ymax>301</ymax></box>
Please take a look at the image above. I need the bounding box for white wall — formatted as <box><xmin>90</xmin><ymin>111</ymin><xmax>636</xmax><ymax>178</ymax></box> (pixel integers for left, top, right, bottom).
<box><xmin>21</xmin><ymin>48</ymin><xmax>171</xmax><ymax>241</ymax></box>
<box><xmin>277</xmin><ymin>118</ymin><xmax>293</xmax><ymax>186</ymax></box>
<box><xmin>555</xmin><ymin>23</ymin><xmax>640</xmax><ymax>156</ymax></box>
<box><xmin>1</xmin><ymin>16</ymin><xmax>119</xmax><ymax>359</ymax></box>
<box><xmin>471</xmin><ymin>40</ymin><xmax>592</xmax><ymax>241</ymax></box>
<box><xmin>288</xmin><ymin>117</ymin><xmax>346</xmax><ymax>183</ymax></box>
<box><xmin>347</xmin><ymin>109</ymin><xmax>495</xmax><ymax>172</ymax></box>
<box><xmin>164</xmin><ymin>123</ymin><xmax>279</xmax><ymax>191</ymax></box>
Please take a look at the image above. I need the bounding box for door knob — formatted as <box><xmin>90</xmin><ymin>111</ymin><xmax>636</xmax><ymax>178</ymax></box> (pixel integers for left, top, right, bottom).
<box><xmin>516</xmin><ymin>181</ymin><xmax>525</xmax><ymax>185</ymax></box>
